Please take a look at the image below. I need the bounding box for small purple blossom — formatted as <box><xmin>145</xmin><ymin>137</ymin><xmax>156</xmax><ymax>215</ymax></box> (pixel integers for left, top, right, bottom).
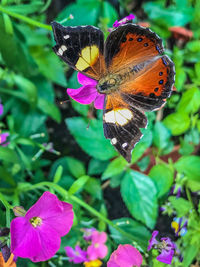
<box><xmin>0</xmin><ymin>133</ymin><xmax>9</xmax><ymax>146</ymax></box>
<box><xmin>171</xmin><ymin>185</ymin><xmax>182</xmax><ymax>198</ymax></box>
<box><xmin>11</xmin><ymin>191</ymin><xmax>74</xmax><ymax>262</ymax></box>
<box><xmin>65</xmin><ymin>245</ymin><xmax>87</xmax><ymax>264</ymax></box>
<box><xmin>0</xmin><ymin>100</ymin><xmax>3</xmax><ymax>116</ymax></box>
<box><xmin>113</xmin><ymin>14</ymin><xmax>135</xmax><ymax>28</ymax></box>
<box><xmin>83</xmin><ymin>228</ymin><xmax>96</xmax><ymax>241</ymax></box>
<box><xmin>87</xmin><ymin>231</ymin><xmax>108</xmax><ymax>260</ymax></box>
<box><xmin>67</xmin><ymin>72</ymin><xmax>105</xmax><ymax>110</ymax></box>
<box><xmin>107</xmin><ymin>244</ymin><xmax>143</xmax><ymax>267</ymax></box>
<box><xmin>171</xmin><ymin>217</ymin><xmax>188</xmax><ymax>236</ymax></box>
<box><xmin>148</xmin><ymin>231</ymin><xmax>175</xmax><ymax>265</ymax></box>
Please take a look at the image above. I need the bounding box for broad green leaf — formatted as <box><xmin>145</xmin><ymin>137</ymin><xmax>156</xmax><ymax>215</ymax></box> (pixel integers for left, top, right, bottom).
<box><xmin>187</xmin><ymin>179</ymin><xmax>200</xmax><ymax>192</ymax></box>
<box><xmin>85</xmin><ymin>177</ymin><xmax>102</xmax><ymax>200</ymax></box>
<box><xmin>182</xmin><ymin>245</ymin><xmax>199</xmax><ymax>267</ymax></box>
<box><xmin>66</xmin><ymin>117</ymin><xmax>117</xmax><ymax>160</ymax></box>
<box><xmin>88</xmin><ymin>159</ymin><xmax>109</xmax><ymax>175</ymax></box>
<box><xmin>153</xmin><ymin>121</ymin><xmax>171</xmax><ymax>151</ymax></box>
<box><xmin>37</xmin><ymin>98</ymin><xmax>61</xmax><ymax>123</ymax></box>
<box><xmin>174</xmin><ymin>155</ymin><xmax>200</xmax><ymax>181</ymax></box>
<box><xmin>109</xmin><ymin>217</ymin><xmax>151</xmax><ymax>251</ymax></box>
<box><xmin>5</xmin><ymin>2</ymin><xmax>44</xmax><ymax>15</ymax></box>
<box><xmin>143</xmin><ymin>2</ymin><xmax>193</xmax><ymax>27</ymax></box>
<box><xmin>0</xmin><ymin>166</ymin><xmax>16</xmax><ymax>186</ymax></box>
<box><xmin>149</xmin><ymin>164</ymin><xmax>174</xmax><ymax>198</ymax></box>
<box><xmin>0</xmin><ymin>147</ymin><xmax>19</xmax><ymax>163</ymax></box>
<box><xmin>163</xmin><ymin>112</ymin><xmax>190</xmax><ymax>136</ymax></box>
<box><xmin>102</xmin><ymin>157</ymin><xmax>127</xmax><ymax>180</ymax></box>
<box><xmin>169</xmin><ymin>196</ymin><xmax>192</xmax><ymax>217</ymax></box>
<box><xmin>175</xmin><ymin>67</ymin><xmax>187</xmax><ymax>91</ymax></box>
<box><xmin>186</xmin><ymin>40</ymin><xmax>200</xmax><ymax>52</ymax></box>
<box><xmin>65</xmin><ymin>156</ymin><xmax>86</xmax><ymax>179</ymax></box>
<box><xmin>178</xmin><ymin>87</ymin><xmax>200</xmax><ymax>114</ymax></box>
<box><xmin>121</xmin><ymin>170</ymin><xmax>158</xmax><ymax>229</ymax></box>
<box><xmin>101</xmin><ymin>1</ymin><xmax>118</xmax><ymax>27</ymax></box>
<box><xmin>68</xmin><ymin>175</ymin><xmax>90</xmax><ymax>195</ymax></box>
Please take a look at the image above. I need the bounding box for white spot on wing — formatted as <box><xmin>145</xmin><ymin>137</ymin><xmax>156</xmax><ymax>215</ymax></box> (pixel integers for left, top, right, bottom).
<box><xmin>111</xmin><ymin>138</ymin><xmax>117</xmax><ymax>145</ymax></box>
<box><xmin>58</xmin><ymin>45</ymin><xmax>67</xmax><ymax>56</ymax></box>
<box><xmin>122</xmin><ymin>143</ymin><xmax>128</xmax><ymax>148</ymax></box>
<box><xmin>64</xmin><ymin>35</ymin><xmax>70</xmax><ymax>39</ymax></box>
<box><xmin>104</xmin><ymin>109</ymin><xmax>133</xmax><ymax>126</ymax></box>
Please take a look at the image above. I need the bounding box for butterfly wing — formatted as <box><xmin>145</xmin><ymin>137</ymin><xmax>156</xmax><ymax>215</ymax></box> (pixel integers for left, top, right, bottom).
<box><xmin>104</xmin><ymin>24</ymin><xmax>175</xmax><ymax>111</ymax></box>
<box><xmin>51</xmin><ymin>22</ymin><xmax>105</xmax><ymax>80</ymax></box>
<box><xmin>103</xmin><ymin>93</ymin><xmax>147</xmax><ymax>162</ymax></box>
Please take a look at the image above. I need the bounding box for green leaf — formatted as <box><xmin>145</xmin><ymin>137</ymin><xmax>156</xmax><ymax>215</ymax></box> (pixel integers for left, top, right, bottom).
<box><xmin>178</xmin><ymin>87</ymin><xmax>200</xmax><ymax>114</ymax></box>
<box><xmin>168</xmin><ymin>196</ymin><xmax>192</xmax><ymax>217</ymax></box>
<box><xmin>186</xmin><ymin>40</ymin><xmax>200</xmax><ymax>52</ymax></box>
<box><xmin>66</xmin><ymin>117</ymin><xmax>117</xmax><ymax>160</ymax></box>
<box><xmin>101</xmin><ymin>1</ymin><xmax>118</xmax><ymax>27</ymax></box>
<box><xmin>174</xmin><ymin>155</ymin><xmax>200</xmax><ymax>181</ymax></box>
<box><xmin>0</xmin><ymin>166</ymin><xmax>16</xmax><ymax>186</ymax></box>
<box><xmin>68</xmin><ymin>175</ymin><xmax>90</xmax><ymax>195</ymax></box>
<box><xmin>53</xmin><ymin>165</ymin><xmax>63</xmax><ymax>184</ymax></box>
<box><xmin>174</xmin><ymin>67</ymin><xmax>187</xmax><ymax>91</ymax></box>
<box><xmin>102</xmin><ymin>157</ymin><xmax>127</xmax><ymax>180</ymax></box>
<box><xmin>84</xmin><ymin>177</ymin><xmax>102</xmax><ymax>200</ymax></box>
<box><xmin>88</xmin><ymin>159</ymin><xmax>109</xmax><ymax>176</ymax></box>
<box><xmin>109</xmin><ymin>217</ymin><xmax>151</xmax><ymax>251</ymax></box>
<box><xmin>163</xmin><ymin>112</ymin><xmax>190</xmax><ymax>136</ymax></box>
<box><xmin>65</xmin><ymin>157</ymin><xmax>86</xmax><ymax>179</ymax></box>
<box><xmin>182</xmin><ymin>245</ymin><xmax>199</xmax><ymax>267</ymax></box>
<box><xmin>153</xmin><ymin>121</ymin><xmax>171</xmax><ymax>151</ymax></box>
<box><xmin>37</xmin><ymin>98</ymin><xmax>61</xmax><ymax>123</ymax></box>
<box><xmin>149</xmin><ymin>164</ymin><xmax>174</xmax><ymax>198</ymax></box>
<box><xmin>143</xmin><ymin>2</ymin><xmax>193</xmax><ymax>27</ymax></box>
<box><xmin>6</xmin><ymin>2</ymin><xmax>44</xmax><ymax>15</ymax></box>
<box><xmin>121</xmin><ymin>170</ymin><xmax>158</xmax><ymax>229</ymax></box>
<box><xmin>0</xmin><ymin>147</ymin><xmax>19</xmax><ymax>163</ymax></box>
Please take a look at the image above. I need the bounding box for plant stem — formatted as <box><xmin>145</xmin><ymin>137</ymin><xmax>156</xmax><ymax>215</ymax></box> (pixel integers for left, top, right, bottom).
<box><xmin>186</xmin><ymin>187</ymin><xmax>199</xmax><ymax>217</ymax></box>
<box><xmin>0</xmin><ymin>5</ymin><xmax>52</xmax><ymax>31</ymax></box>
<box><xmin>0</xmin><ymin>193</ymin><xmax>12</xmax><ymax>227</ymax></box>
<box><xmin>20</xmin><ymin>182</ymin><xmax>140</xmax><ymax>247</ymax></box>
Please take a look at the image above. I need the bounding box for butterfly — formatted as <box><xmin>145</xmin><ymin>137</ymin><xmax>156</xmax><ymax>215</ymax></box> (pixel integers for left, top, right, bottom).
<box><xmin>51</xmin><ymin>21</ymin><xmax>175</xmax><ymax>162</ymax></box>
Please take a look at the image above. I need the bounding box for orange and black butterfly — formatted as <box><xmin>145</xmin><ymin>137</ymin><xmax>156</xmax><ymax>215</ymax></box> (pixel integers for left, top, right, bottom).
<box><xmin>52</xmin><ymin>22</ymin><xmax>175</xmax><ymax>162</ymax></box>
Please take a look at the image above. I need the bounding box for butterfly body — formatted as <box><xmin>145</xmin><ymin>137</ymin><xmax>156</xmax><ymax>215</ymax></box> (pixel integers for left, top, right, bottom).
<box><xmin>52</xmin><ymin>21</ymin><xmax>175</xmax><ymax>162</ymax></box>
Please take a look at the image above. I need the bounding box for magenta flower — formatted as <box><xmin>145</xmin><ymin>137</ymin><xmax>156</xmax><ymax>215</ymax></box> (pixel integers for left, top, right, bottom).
<box><xmin>65</xmin><ymin>245</ymin><xmax>87</xmax><ymax>264</ymax></box>
<box><xmin>107</xmin><ymin>244</ymin><xmax>143</xmax><ymax>267</ymax></box>
<box><xmin>83</xmin><ymin>228</ymin><xmax>96</xmax><ymax>241</ymax></box>
<box><xmin>0</xmin><ymin>100</ymin><xmax>3</xmax><ymax>116</ymax></box>
<box><xmin>11</xmin><ymin>191</ymin><xmax>74</xmax><ymax>262</ymax></box>
<box><xmin>0</xmin><ymin>133</ymin><xmax>9</xmax><ymax>146</ymax></box>
<box><xmin>87</xmin><ymin>231</ymin><xmax>108</xmax><ymax>260</ymax></box>
<box><xmin>113</xmin><ymin>14</ymin><xmax>135</xmax><ymax>28</ymax></box>
<box><xmin>148</xmin><ymin>231</ymin><xmax>175</xmax><ymax>265</ymax></box>
<box><xmin>67</xmin><ymin>72</ymin><xmax>105</xmax><ymax>110</ymax></box>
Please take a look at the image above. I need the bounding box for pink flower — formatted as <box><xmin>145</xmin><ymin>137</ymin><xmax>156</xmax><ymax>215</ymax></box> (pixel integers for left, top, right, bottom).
<box><xmin>11</xmin><ymin>191</ymin><xmax>74</xmax><ymax>262</ymax></box>
<box><xmin>87</xmin><ymin>231</ymin><xmax>108</xmax><ymax>260</ymax></box>
<box><xmin>148</xmin><ymin>231</ymin><xmax>175</xmax><ymax>265</ymax></box>
<box><xmin>67</xmin><ymin>72</ymin><xmax>105</xmax><ymax>110</ymax></box>
<box><xmin>83</xmin><ymin>228</ymin><xmax>96</xmax><ymax>241</ymax></box>
<box><xmin>107</xmin><ymin>244</ymin><xmax>143</xmax><ymax>267</ymax></box>
<box><xmin>0</xmin><ymin>100</ymin><xmax>3</xmax><ymax>116</ymax></box>
<box><xmin>113</xmin><ymin>14</ymin><xmax>135</xmax><ymax>28</ymax></box>
<box><xmin>65</xmin><ymin>245</ymin><xmax>87</xmax><ymax>264</ymax></box>
<box><xmin>0</xmin><ymin>133</ymin><xmax>9</xmax><ymax>146</ymax></box>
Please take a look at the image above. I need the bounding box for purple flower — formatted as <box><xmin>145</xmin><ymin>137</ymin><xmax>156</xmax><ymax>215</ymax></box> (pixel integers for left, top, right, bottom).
<box><xmin>107</xmin><ymin>244</ymin><xmax>143</xmax><ymax>267</ymax></box>
<box><xmin>11</xmin><ymin>191</ymin><xmax>74</xmax><ymax>262</ymax></box>
<box><xmin>65</xmin><ymin>245</ymin><xmax>87</xmax><ymax>264</ymax></box>
<box><xmin>87</xmin><ymin>231</ymin><xmax>108</xmax><ymax>260</ymax></box>
<box><xmin>0</xmin><ymin>133</ymin><xmax>9</xmax><ymax>146</ymax></box>
<box><xmin>148</xmin><ymin>231</ymin><xmax>175</xmax><ymax>265</ymax></box>
<box><xmin>171</xmin><ymin>185</ymin><xmax>182</xmax><ymax>198</ymax></box>
<box><xmin>67</xmin><ymin>72</ymin><xmax>105</xmax><ymax>110</ymax></box>
<box><xmin>0</xmin><ymin>100</ymin><xmax>3</xmax><ymax>116</ymax></box>
<box><xmin>83</xmin><ymin>228</ymin><xmax>96</xmax><ymax>241</ymax></box>
<box><xmin>113</xmin><ymin>14</ymin><xmax>135</xmax><ymax>28</ymax></box>
<box><xmin>171</xmin><ymin>217</ymin><xmax>187</xmax><ymax>236</ymax></box>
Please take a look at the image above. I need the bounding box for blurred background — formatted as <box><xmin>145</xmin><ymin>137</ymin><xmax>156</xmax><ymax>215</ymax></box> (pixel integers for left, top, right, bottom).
<box><xmin>0</xmin><ymin>0</ymin><xmax>200</xmax><ymax>266</ymax></box>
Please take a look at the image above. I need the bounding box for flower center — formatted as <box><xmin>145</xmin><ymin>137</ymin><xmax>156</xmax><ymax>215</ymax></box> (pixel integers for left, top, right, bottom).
<box><xmin>94</xmin><ymin>243</ymin><xmax>99</xmax><ymax>248</ymax></box>
<box><xmin>30</xmin><ymin>217</ymin><xmax>42</xmax><ymax>228</ymax></box>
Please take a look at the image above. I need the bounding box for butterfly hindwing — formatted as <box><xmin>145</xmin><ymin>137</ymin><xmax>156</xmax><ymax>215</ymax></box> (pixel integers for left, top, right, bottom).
<box><xmin>103</xmin><ymin>94</ymin><xmax>147</xmax><ymax>162</ymax></box>
<box><xmin>51</xmin><ymin>22</ymin><xmax>105</xmax><ymax>80</ymax></box>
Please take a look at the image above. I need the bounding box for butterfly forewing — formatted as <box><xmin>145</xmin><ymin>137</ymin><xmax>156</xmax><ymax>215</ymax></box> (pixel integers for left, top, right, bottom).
<box><xmin>51</xmin><ymin>22</ymin><xmax>105</xmax><ymax>80</ymax></box>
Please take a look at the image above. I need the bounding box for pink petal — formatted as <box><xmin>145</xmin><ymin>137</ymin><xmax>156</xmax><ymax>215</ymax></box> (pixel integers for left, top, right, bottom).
<box><xmin>87</xmin><ymin>244</ymin><xmax>98</xmax><ymax>261</ymax></box>
<box><xmin>25</xmin><ymin>192</ymin><xmax>73</xmax><ymax>237</ymax></box>
<box><xmin>67</xmin><ymin>85</ymin><xmax>98</xmax><ymax>105</ymax></box>
<box><xmin>0</xmin><ymin>103</ymin><xmax>3</xmax><ymax>116</ymax></box>
<box><xmin>77</xmin><ymin>72</ymin><xmax>97</xmax><ymax>86</ymax></box>
<box><xmin>98</xmin><ymin>244</ymin><xmax>108</xmax><ymax>259</ymax></box>
<box><xmin>31</xmin><ymin>224</ymin><xmax>61</xmax><ymax>262</ymax></box>
<box><xmin>94</xmin><ymin>93</ymin><xmax>105</xmax><ymax>109</ymax></box>
<box><xmin>10</xmin><ymin>217</ymin><xmax>41</xmax><ymax>259</ymax></box>
<box><xmin>92</xmin><ymin>231</ymin><xmax>107</xmax><ymax>244</ymax></box>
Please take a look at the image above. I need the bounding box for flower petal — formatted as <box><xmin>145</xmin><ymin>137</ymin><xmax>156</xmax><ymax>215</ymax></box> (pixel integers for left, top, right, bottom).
<box><xmin>25</xmin><ymin>192</ymin><xmax>73</xmax><ymax>237</ymax></box>
<box><xmin>10</xmin><ymin>217</ymin><xmax>41</xmax><ymax>259</ymax></box>
<box><xmin>67</xmin><ymin>85</ymin><xmax>97</xmax><ymax>105</ymax></box>
<box><xmin>94</xmin><ymin>94</ymin><xmax>105</xmax><ymax>110</ymax></box>
<box><xmin>157</xmin><ymin>248</ymin><xmax>174</xmax><ymax>265</ymax></box>
<box><xmin>77</xmin><ymin>72</ymin><xmax>97</xmax><ymax>86</ymax></box>
<box><xmin>148</xmin><ymin>230</ymin><xmax>159</xmax><ymax>250</ymax></box>
<box><xmin>0</xmin><ymin>103</ymin><xmax>3</xmax><ymax>116</ymax></box>
<box><xmin>92</xmin><ymin>231</ymin><xmax>107</xmax><ymax>244</ymax></box>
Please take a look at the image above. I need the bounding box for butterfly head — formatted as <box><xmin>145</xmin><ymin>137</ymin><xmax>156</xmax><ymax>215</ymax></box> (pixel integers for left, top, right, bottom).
<box><xmin>97</xmin><ymin>74</ymin><xmax>122</xmax><ymax>94</ymax></box>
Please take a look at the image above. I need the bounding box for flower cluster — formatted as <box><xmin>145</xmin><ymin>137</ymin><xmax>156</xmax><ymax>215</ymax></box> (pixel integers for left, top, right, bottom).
<box><xmin>65</xmin><ymin>228</ymin><xmax>108</xmax><ymax>266</ymax></box>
